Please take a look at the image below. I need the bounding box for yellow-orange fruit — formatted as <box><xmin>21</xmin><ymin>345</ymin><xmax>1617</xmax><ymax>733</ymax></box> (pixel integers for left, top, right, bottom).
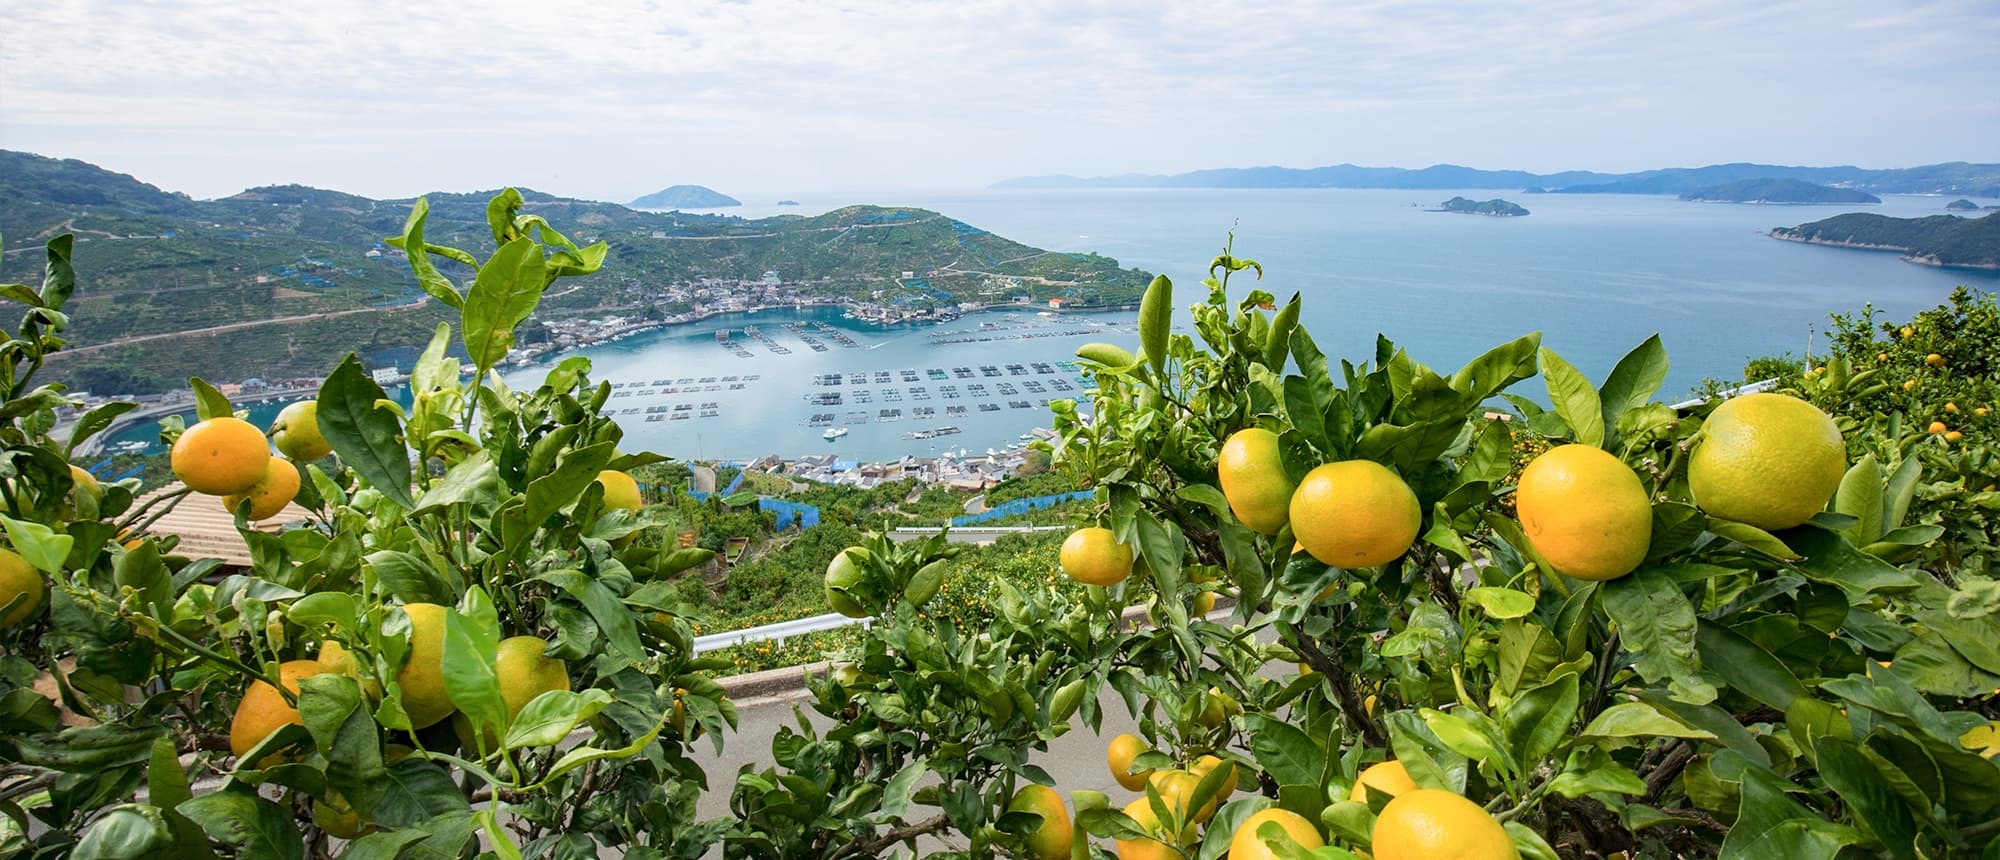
<box><xmin>1515</xmin><ymin>445</ymin><xmax>1652</xmax><ymax>581</ymax></box>
<box><xmin>1289</xmin><ymin>460</ymin><xmax>1421</xmax><ymax>568</ymax></box>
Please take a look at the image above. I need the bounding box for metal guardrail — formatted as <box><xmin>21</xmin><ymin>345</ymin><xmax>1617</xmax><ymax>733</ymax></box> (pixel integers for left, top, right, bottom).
<box><xmin>695</xmin><ymin>527</ymin><xmax>1069</xmax><ymax>653</ymax></box>
<box><xmin>692</xmin><ymin>612</ymin><xmax>868</xmax><ymax>654</ymax></box>
<box><xmin>891</xmin><ymin>525</ymin><xmax>1069</xmax><ymax>535</ymax></box>
<box><xmin>1668</xmin><ymin>377</ymin><xmax>1777</xmax><ymax>411</ymax></box>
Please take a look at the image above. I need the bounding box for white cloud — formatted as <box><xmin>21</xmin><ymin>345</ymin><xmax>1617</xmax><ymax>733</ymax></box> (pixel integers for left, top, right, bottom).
<box><xmin>2</xmin><ymin>0</ymin><xmax>1994</xmax><ymax>200</ymax></box>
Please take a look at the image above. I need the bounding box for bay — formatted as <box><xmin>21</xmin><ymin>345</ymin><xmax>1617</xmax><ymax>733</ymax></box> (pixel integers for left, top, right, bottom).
<box><xmin>104</xmin><ymin>188</ymin><xmax>1998</xmax><ymax>464</ymax></box>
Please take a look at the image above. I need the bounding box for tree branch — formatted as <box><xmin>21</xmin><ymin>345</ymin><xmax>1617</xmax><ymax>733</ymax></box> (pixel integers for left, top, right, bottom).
<box><xmin>1285</xmin><ymin>619</ymin><xmax>1385</xmax><ymax>748</ymax></box>
<box><xmin>829</xmin><ymin>814</ymin><xmax>951</xmax><ymax>860</ymax></box>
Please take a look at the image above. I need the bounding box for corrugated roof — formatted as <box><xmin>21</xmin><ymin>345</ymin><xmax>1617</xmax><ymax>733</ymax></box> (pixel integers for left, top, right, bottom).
<box><xmin>131</xmin><ymin>483</ymin><xmax>315</xmax><ymax>567</ymax></box>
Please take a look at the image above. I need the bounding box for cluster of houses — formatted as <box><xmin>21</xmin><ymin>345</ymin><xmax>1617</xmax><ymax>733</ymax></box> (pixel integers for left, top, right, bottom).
<box><xmin>731</xmin><ymin>436</ymin><xmax>1049</xmax><ymax>492</ymax></box>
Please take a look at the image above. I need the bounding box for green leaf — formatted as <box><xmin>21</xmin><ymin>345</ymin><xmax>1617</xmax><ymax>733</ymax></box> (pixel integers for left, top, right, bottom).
<box><xmin>65</xmin><ymin>401</ymin><xmax>138</xmax><ymax>459</ymax></box>
<box><xmin>1245</xmin><ymin>714</ymin><xmax>1325</xmax><ymax>786</ymax></box>
<box><xmin>1383</xmin><ymin>710</ymin><xmax>1469</xmax><ymax>793</ymax></box>
<box><xmin>1833</xmin><ymin>454</ymin><xmax>1885</xmax><ymax>545</ymax></box>
<box><xmin>1816</xmin><ymin>737</ymin><xmax>1918</xmax><ymax>858</ymax></box>
<box><xmin>287</xmin><ymin>591</ymin><xmax>359</xmax><ymax>637</ymax></box>
<box><xmin>1882</xmin><ymin>455</ymin><xmax>1922</xmax><ymax>530</ymax></box>
<box><xmin>462</xmin><ymin>236</ymin><xmax>549</xmax><ymax>379</ymax></box>
<box><xmin>1695</xmin><ymin>620</ymin><xmax>1807</xmax><ymax>711</ymax></box>
<box><xmin>366</xmin><ymin>550</ymin><xmax>449</xmax><ymax>605</ymax></box>
<box><xmin>1783</xmin><ymin>525</ymin><xmax>1921</xmax><ymax>593</ymax></box>
<box><xmin>176</xmin><ymin>791</ymin><xmax>304</xmax><ymax>860</ymax></box>
<box><xmin>371</xmin><ymin>760</ymin><xmax>470</xmax><ymax>828</ymax></box>
<box><xmin>1718</xmin><ymin>768</ymin><xmax>1857</xmax><ymax>860</ymax></box>
<box><xmin>1550</xmin><ymin>746</ymin><xmax>1647</xmax><ymax>798</ymax></box>
<box><xmin>1582</xmin><ymin>701</ymin><xmax>1716</xmax><ymax>740</ymax></box>
<box><xmin>524</xmin><ymin>440</ymin><xmax>617</xmax><ymax>528</ymax></box>
<box><xmin>1263</xmin><ymin>294</ymin><xmax>1301</xmax><ymax>371</ymax></box>
<box><xmin>0</xmin><ymin>514</ymin><xmax>74</xmax><ymax>573</ymax></box>
<box><xmin>1506</xmin><ymin>821</ymin><xmax>1563</xmax><ymax>860</ymax></box>
<box><xmin>1448</xmin><ymin>332</ymin><xmax>1542</xmax><ymax>403</ymax></box>
<box><xmin>318</xmin><ymin>354</ymin><xmax>414</xmax><ymax>510</ymax></box>
<box><xmin>188</xmin><ymin>377</ymin><xmax>233</xmax><ymax>421</ymax></box>
<box><xmin>387</xmin><ymin>198</ymin><xmax>464</xmax><ymax>309</ymax></box>
<box><xmin>412</xmin><ymin>452</ymin><xmax>502</xmax><ymax>515</ymax></box>
<box><xmin>1464</xmin><ymin>586</ymin><xmax>1536</xmax><ymax>620</ymax></box>
<box><xmin>146</xmin><ymin>736</ymin><xmax>192</xmax><ymax>811</ymax></box>
<box><xmin>1635</xmin><ymin>691</ymin><xmax>1771</xmax><ymax>768</ymax></box>
<box><xmin>538</xmin><ymin>570</ymin><xmax>644</xmax><ymax>665</ymax></box>
<box><xmin>1502</xmin><ymin>671</ymin><xmax>1580</xmax><ymax>765</ymax></box>
<box><xmin>1705</xmin><ymin>519</ymin><xmax>1800</xmax><ymax>560</ymax></box>
<box><xmin>1539</xmin><ymin>347</ymin><xmax>1603</xmax><ymax>446</ymax></box>
<box><xmin>505</xmin><ymin>688</ymin><xmax>613</xmax><ymax>750</ymax></box>
<box><xmin>529</xmin><ymin>710</ymin><xmax>668</xmax><ymax>790</ymax></box>
<box><xmin>442</xmin><ymin>594</ymin><xmax>505</xmax><ymax>738</ymax></box>
<box><xmin>72</xmin><ymin>805</ymin><xmax>179</xmax><ymax>860</ymax></box>
<box><xmin>343</xmin><ymin>814</ymin><xmax>469</xmax><ymax>860</ymax></box>
<box><xmin>409</xmin><ymin>323</ymin><xmax>458</xmax><ymax>396</ymax></box>
<box><xmin>1419</xmin><ymin>708</ymin><xmax>1501</xmax><ymax>764</ymax></box>
<box><xmin>1597</xmin><ymin>335</ymin><xmax>1668</xmax><ymax>434</ymax></box>
<box><xmin>1601</xmin><ymin>568</ymin><xmax>1715</xmax><ymax>704</ymax></box>
<box><xmin>297</xmin><ymin>674</ymin><xmax>387</xmax><ymax>818</ymax></box>
<box><xmin>1138</xmin><ymin>274</ymin><xmax>1172</xmax><ymax>377</ymax></box>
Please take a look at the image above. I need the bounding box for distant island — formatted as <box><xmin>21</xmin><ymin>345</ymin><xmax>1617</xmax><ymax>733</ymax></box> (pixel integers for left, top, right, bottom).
<box><xmin>630</xmin><ymin>185</ymin><xmax>741</xmax><ymax>209</ymax></box>
<box><xmin>777</xmin><ymin>200</ymin><xmax>801</xmax><ymax>206</ymax></box>
<box><xmin>1771</xmin><ymin>212</ymin><xmax>2000</xmax><ymax>270</ymax></box>
<box><xmin>995</xmin><ymin>160</ymin><xmax>2000</xmax><ymax>197</ymax></box>
<box><xmin>1679</xmin><ymin>178</ymin><xmax>1880</xmax><ymax>204</ymax></box>
<box><xmin>1435</xmin><ymin>196</ymin><xmax>1528</xmax><ymax>217</ymax></box>
<box><xmin>1946</xmin><ymin>198</ymin><xmax>1980</xmax><ymax>211</ymax></box>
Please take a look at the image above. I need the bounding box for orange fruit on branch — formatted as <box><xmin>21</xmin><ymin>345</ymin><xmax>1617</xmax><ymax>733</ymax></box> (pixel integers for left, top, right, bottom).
<box><xmin>1007</xmin><ymin>784</ymin><xmax>1072</xmax><ymax>860</ymax></box>
<box><xmin>172</xmin><ymin>416</ymin><xmax>271</xmax><ymax>495</ymax></box>
<box><xmin>1351</xmin><ymin>759</ymin><xmax>1419</xmax><ymax>804</ymax></box>
<box><xmin>1372</xmin><ymin>788</ymin><xmax>1518</xmax><ymax>860</ymax></box>
<box><xmin>395</xmin><ymin>603</ymin><xmax>455</xmax><ymax>729</ymax></box>
<box><xmin>270</xmin><ymin>401</ymin><xmax>332</xmax><ymax>461</ymax></box>
<box><xmin>222</xmin><ymin>458</ymin><xmax>301</xmax><ymax>520</ymax></box>
<box><xmin>1289</xmin><ymin>460</ymin><xmax>1420</xmax><ymax>568</ymax></box>
<box><xmin>0</xmin><ymin>548</ymin><xmax>45</xmax><ymax>629</ymax></box>
<box><xmin>1229</xmin><ymin>808</ymin><xmax>1324</xmax><ymax>860</ymax></box>
<box><xmin>1515</xmin><ymin>445</ymin><xmax>1652</xmax><ymax>581</ymax></box>
<box><xmin>229</xmin><ymin>659</ymin><xmax>327</xmax><ymax>761</ymax></box>
<box><xmin>1060</xmin><ymin>527</ymin><xmax>1133</xmax><ymax>586</ymax></box>
<box><xmin>1218</xmin><ymin>428</ymin><xmax>1296</xmax><ymax>534</ymax></box>
<box><xmin>1689</xmin><ymin>393</ymin><xmax>1844</xmax><ymax>531</ymax></box>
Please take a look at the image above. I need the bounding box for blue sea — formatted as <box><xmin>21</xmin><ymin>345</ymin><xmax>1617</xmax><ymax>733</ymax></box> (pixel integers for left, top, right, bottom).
<box><xmin>108</xmin><ymin>189</ymin><xmax>1999</xmax><ymax>463</ymax></box>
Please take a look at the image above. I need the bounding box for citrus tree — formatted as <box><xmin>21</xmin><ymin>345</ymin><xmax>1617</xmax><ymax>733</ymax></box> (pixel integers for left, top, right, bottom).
<box><xmin>1042</xmin><ymin>251</ymin><xmax>2000</xmax><ymax>858</ymax></box>
<box><xmin>2</xmin><ymin>195</ymin><xmax>733</xmax><ymax>859</ymax></box>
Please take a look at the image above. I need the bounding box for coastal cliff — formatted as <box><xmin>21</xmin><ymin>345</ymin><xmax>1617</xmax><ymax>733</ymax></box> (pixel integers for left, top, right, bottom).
<box><xmin>1771</xmin><ymin>212</ymin><xmax>2000</xmax><ymax>270</ymax></box>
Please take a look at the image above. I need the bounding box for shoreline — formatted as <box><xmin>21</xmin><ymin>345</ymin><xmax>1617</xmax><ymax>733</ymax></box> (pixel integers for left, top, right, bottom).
<box><xmin>1765</xmin><ymin>231</ymin><xmax>2000</xmax><ymax>271</ymax></box>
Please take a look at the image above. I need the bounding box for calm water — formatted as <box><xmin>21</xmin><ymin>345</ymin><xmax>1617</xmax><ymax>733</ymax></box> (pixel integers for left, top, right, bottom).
<box><xmin>110</xmin><ymin>189</ymin><xmax>1998</xmax><ymax>462</ymax></box>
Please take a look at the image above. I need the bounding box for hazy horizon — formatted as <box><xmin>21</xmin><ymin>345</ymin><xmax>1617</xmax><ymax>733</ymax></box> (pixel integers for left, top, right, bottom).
<box><xmin>5</xmin><ymin>1</ymin><xmax>1996</xmax><ymax>203</ymax></box>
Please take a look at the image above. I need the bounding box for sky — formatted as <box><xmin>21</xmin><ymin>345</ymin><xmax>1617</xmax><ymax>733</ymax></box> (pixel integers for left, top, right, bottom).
<box><xmin>3</xmin><ymin>0</ymin><xmax>1996</xmax><ymax>202</ymax></box>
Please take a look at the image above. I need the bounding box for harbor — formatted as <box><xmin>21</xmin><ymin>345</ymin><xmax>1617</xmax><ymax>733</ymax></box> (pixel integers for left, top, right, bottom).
<box><xmin>89</xmin><ymin>305</ymin><xmax>1136</xmax><ymax>464</ymax></box>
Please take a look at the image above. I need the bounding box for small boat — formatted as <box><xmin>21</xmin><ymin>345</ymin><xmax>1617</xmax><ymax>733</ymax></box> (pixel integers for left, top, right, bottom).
<box><xmin>823</xmin><ymin>427</ymin><xmax>849</xmax><ymax>440</ymax></box>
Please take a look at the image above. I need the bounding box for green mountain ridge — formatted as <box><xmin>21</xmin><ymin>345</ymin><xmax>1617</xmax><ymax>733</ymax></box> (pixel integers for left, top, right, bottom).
<box><xmin>0</xmin><ymin>150</ymin><xmax>1149</xmax><ymax>395</ymax></box>
<box><xmin>1771</xmin><ymin>212</ymin><xmax>2000</xmax><ymax>270</ymax></box>
<box><xmin>1680</xmin><ymin>178</ymin><xmax>1881</xmax><ymax>204</ymax></box>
